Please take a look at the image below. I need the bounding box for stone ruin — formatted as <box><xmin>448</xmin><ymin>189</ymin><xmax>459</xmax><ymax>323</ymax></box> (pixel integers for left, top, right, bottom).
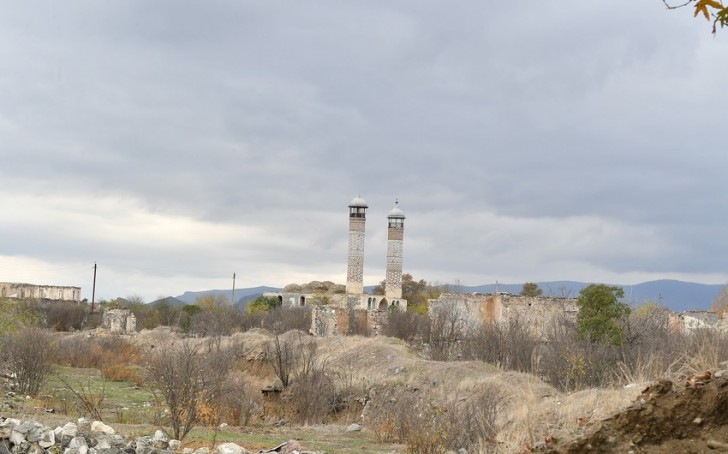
<box><xmin>102</xmin><ymin>308</ymin><xmax>137</xmax><ymax>334</ymax></box>
<box><xmin>427</xmin><ymin>293</ymin><xmax>579</xmax><ymax>340</ymax></box>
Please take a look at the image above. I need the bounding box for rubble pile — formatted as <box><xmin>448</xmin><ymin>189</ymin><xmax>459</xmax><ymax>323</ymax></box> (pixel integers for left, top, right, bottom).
<box><xmin>0</xmin><ymin>417</ymin><xmax>317</xmax><ymax>454</ymax></box>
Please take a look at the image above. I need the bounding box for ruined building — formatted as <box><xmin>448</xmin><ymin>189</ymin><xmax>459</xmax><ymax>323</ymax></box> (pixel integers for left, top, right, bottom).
<box><xmin>103</xmin><ymin>308</ymin><xmax>137</xmax><ymax>334</ymax></box>
<box><xmin>0</xmin><ymin>282</ymin><xmax>81</xmax><ymax>302</ymax></box>
<box><xmin>428</xmin><ymin>293</ymin><xmax>578</xmax><ymax>340</ymax></box>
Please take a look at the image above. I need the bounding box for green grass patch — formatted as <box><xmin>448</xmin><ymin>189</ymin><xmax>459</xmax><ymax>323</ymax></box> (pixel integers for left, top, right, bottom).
<box><xmin>39</xmin><ymin>366</ymin><xmax>159</xmax><ymax>424</ymax></box>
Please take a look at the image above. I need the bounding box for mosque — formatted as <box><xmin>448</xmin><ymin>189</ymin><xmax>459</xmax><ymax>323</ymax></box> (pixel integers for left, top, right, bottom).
<box><xmin>264</xmin><ymin>195</ymin><xmax>407</xmax><ymax>332</ymax></box>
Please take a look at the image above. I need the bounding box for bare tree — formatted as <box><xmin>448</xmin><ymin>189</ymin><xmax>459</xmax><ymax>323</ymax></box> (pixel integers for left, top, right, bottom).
<box><xmin>2</xmin><ymin>327</ymin><xmax>57</xmax><ymax>396</ymax></box>
<box><xmin>145</xmin><ymin>340</ymin><xmax>234</xmax><ymax>440</ymax></box>
<box><xmin>266</xmin><ymin>328</ymin><xmax>296</xmax><ymax>388</ymax></box>
<box><xmin>429</xmin><ymin>303</ymin><xmax>467</xmax><ymax>361</ymax></box>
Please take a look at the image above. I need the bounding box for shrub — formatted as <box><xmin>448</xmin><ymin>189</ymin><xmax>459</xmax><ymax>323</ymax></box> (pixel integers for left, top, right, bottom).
<box><xmin>145</xmin><ymin>339</ymin><xmax>235</xmax><ymax>440</ymax></box>
<box><xmin>2</xmin><ymin>327</ymin><xmax>57</xmax><ymax>396</ymax></box>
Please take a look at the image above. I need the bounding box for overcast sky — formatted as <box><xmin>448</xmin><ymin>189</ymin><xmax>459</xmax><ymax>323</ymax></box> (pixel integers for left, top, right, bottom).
<box><xmin>1</xmin><ymin>1</ymin><xmax>726</xmax><ymax>302</ymax></box>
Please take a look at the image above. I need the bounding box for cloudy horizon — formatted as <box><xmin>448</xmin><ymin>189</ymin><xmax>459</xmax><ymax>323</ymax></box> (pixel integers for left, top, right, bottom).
<box><xmin>1</xmin><ymin>1</ymin><xmax>726</xmax><ymax>302</ymax></box>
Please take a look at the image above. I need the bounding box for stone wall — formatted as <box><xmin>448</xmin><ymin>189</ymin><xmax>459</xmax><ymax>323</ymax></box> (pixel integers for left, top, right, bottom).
<box><xmin>102</xmin><ymin>308</ymin><xmax>137</xmax><ymax>334</ymax></box>
<box><xmin>428</xmin><ymin>293</ymin><xmax>578</xmax><ymax>339</ymax></box>
<box><xmin>0</xmin><ymin>282</ymin><xmax>81</xmax><ymax>302</ymax></box>
<box><xmin>310</xmin><ymin>306</ymin><xmax>387</xmax><ymax>336</ymax></box>
<box><xmin>669</xmin><ymin>310</ymin><xmax>728</xmax><ymax>334</ymax></box>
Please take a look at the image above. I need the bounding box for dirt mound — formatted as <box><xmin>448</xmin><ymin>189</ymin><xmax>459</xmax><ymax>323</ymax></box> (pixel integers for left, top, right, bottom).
<box><xmin>550</xmin><ymin>372</ymin><xmax>728</xmax><ymax>453</ymax></box>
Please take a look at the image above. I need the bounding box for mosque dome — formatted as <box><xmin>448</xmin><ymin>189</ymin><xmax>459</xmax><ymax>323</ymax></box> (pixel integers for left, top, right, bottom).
<box><xmin>349</xmin><ymin>194</ymin><xmax>368</xmax><ymax>208</ymax></box>
<box><xmin>388</xmin><ymin>200</ymin><xmax>405</xmax><ymax>219</ymax></box>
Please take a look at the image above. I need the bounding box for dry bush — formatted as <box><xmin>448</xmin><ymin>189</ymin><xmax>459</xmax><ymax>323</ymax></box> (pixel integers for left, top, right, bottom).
<box><xmin>288</xmin><ymin>368</ymin><xmax>337</xmax><ymax>425</ymax></box>
<box><xmin>384</xmin><ymin>310</ymin><xmax>429</xmax><ymax>344</ymax></box>
<box><xmin>266</xmin><ymin>329</ymin><xmax>297</xmax><ymax>388</ymax></box>
<box><xmin>668</xmin><ymin>329</ymin><xmax>728</xmax><ymax>378</ymax></box>
<box><xmin>428</xmin><ymin>303</ymin><xmax>467</xmax><ymax>361</ymax></box>
<box><xmin>57</xmin><ymin>375</ymin><xmax>106</xmax><ymax>421</ymax></box>
<box><xmin>366</xmin><ymin>383</ymin><xmax>507</xmax><ymax>453</ymax></box>
<box><xmin>145</xmin><ymin>338</ymin><xmax>235</xmax><ymax>440</ymax></box>
<box><xmin>56</xmin><ymin>335</ymin><xmax>103</xmax><ymax>368</ymax></box>
<box><xmin>219</xmin><ymin>376</ymin><xmax>260</xmax><ymax>426</ymax></box>
<box><xmin>261</xmin><ymin>307</ymin><xmax>312</xmax><ymax>333</ymax></box>
<box><xmin>190</xmin><ymin>310</ymin><xmax>234</xmax><ymax>337</ymax></box>
<box><xmin>2</xmin><ymin>327</ymin><xmax>57</xmax><ymax>396</ymax></box>
<box><xmin>462</xmin><ymin>316</ymin><xmax>540</xmax><ymax>373</ymax></box>
<box><xmin>538</xmin><ymin>316</ymin><xmax>622</xmax><ymax>391</ymax></box>
<box><xmin>45</xmin><ymin>301</ymin><xmax>88</xmax><ymax>331</ymax></box>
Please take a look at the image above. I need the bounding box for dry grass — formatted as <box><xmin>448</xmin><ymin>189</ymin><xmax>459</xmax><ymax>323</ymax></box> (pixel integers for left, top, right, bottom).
<box><xmin>41</xmin><ymin>327</ymin><xmax>652</xmax><ymax>453</ymax></box>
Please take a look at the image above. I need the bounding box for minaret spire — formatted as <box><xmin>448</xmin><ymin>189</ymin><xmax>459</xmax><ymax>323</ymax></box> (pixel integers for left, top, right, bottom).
<box><xmin>346</xmin><ymin>195</ymin><xmax>368</xmax><ymax>294</ymax></box>
<box><xmin>385</xmin><ymin>199</ymin><xmax>405</xmax><ymax>303</ymax></box>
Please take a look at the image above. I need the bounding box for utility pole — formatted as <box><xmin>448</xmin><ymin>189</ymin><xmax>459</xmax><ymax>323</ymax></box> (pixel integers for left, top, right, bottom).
<box><xmin>231</xmin><ymin>272</ymin><xmax>236</xmax><ymax>305</ymax></box>
<box><xmin>91</xmin><ymin>262</ymin><xmax>97</xmax><ymax>314</ymax></box>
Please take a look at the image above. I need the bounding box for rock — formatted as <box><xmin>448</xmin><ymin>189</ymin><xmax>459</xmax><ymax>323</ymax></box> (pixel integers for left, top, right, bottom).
<box><xmin>66</xmin><ymin>436</ymin><xmax>90</xmax><ymax>454</ymax></box>
<box><xmin>0</xmin><ymin>418</ymin><xmax>19</xmax><ymax>439</ymax></box>
<box><xmin>214</xmin><ymin>443</ymin><xmax>248</xmax><ymax>454</ymax></box>
<box><xmin>192</xmin><ymin>448</ymin><xmax>210</xmax><ymax>454</ymax></box>
<box><xmin>182</xmin><ymin>449</ymin><xmax>194</xmax><ymax>454</ymax></box>
<box><xmin>345</xmin><ymin>423</ymin><xmax>362</xmax><ymax>432</ymax></box>
<box><xmin>56</xmin><ymin>422</ymin><xmax>79</xmax><ymax>447</ymax></box>
<box><xmin>38</xmin><ymin>427</ymin><xmax>56</xmax><ymax>448</ymax></box>
<box><xmin>10</xmin><ymin>421</ymin><xmax>37</xmax><ymax>446</ymax></box>
<box><xmin>152</xmin><ymin>430</ymin><xmax>169</xmax><ymax>449</ymax></box>
<box><xmin>168</xmin><ymin>440</ymin><xmax>181</xmax><ymax>451</ymax></box>
<box><xmin>266</xmin><ymin>440</ymin><xmax>302</xmax><ymax>454</ymax></box>
<box><xmin>91</xmin><ymin>422</ymin><xmax>115</xmax><ymax>436</ymax></box>
<box><xmin>27</xmin><ymin>443</ymin><xmax>45</xmax><ymax>454</ymax></box>
<box><xmin>134</xmin><ymin>436</ymin><xmax>152</xmax><ymax>454</ymax></box>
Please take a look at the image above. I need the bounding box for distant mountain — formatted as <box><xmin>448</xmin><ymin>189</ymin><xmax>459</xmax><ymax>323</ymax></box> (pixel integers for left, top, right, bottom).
<box><xmin>175</xmin><ymin>286</ymin><xmax>281</xmax><ymax>306</ymax></box>
<box><xmin>454</xmin><ymin>280</ymin><xmax>722</xmax><ymax>312</ymax></box>
<box><xmin>148</xmin><ymin>296</ymin><xmax>186</xmax><ymax>308</ymax></box>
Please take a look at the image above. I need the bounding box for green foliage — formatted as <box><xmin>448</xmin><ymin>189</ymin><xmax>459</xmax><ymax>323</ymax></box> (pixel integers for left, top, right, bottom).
<box><xmin>180</xmin><ymin>304</ymin><xmax>203</xmax><ymax>333</ymax></box>
<box><xmin>195</xmin><ymin>294</ymin><xmax>229</xmax><ymax>312</ymax></box>
<box><xmin>246</xmin><ymin>295</ymin><xmax>281</xmax><ymax>315</ymax></box>
<box><xmin>520</xmin><ymin>282</ymin><xmax>543</xmax><ymax>297</ymax></box>
<box><xmin>576</xmin><ymin>284</ymin><xmax>630</xmax><ymax>346</ymax></box>
<box><xmin>0</xmin><ymin>299</ymin><xmax>42</xmax><ymax>335</ymax></box>
<box><xmin>372</xmin><ymin>273</ymin><xmax>441</xmax><ymax>313</ymax></box>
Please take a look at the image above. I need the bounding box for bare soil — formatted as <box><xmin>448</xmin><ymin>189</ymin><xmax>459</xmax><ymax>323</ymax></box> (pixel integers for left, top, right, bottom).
<box><xmin>549</xmin><ymin>374</ymin><xmax>728</xmax><ymax>453</ymax></box>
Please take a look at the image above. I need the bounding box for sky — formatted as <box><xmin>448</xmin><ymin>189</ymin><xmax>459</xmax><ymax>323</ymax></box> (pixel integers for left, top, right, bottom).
<box><xmin>1</xmin><ymin>1</ymin><xmax>727</xmax><ymax>303</ymax></box>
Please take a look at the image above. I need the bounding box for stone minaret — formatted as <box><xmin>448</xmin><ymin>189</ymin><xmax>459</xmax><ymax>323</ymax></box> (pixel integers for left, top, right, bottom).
<box><xmin>346</xmin><ymin>195</ymin><xmax>368</xmax><ymax>294</ymax></box>
<box><xmin>385</xmin><ymin>199</ymin><xmax>405</xmax><ymax>300</ymax></box>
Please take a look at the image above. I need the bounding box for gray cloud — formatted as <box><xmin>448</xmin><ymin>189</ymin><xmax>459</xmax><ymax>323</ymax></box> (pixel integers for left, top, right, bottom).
<box><xmin>1</xmin><ymin>1</ymin><xmax>726</xmax><ymax>301</ymax></box>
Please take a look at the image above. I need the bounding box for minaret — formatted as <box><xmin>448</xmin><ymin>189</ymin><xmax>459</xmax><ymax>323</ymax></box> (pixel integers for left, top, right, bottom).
<box><xmin>385</xmin><ymin>199</ymin><xmax>405</xmax><ymax>300</ymax></box>
<box><xmin>346</xmin><ymin>195</ymin><xmax>368</xmax><ymax>294</ymax></box>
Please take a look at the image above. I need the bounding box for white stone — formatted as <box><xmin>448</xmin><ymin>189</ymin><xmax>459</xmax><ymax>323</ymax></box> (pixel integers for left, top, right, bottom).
<box><xmin>38</xmin><ymin>428</ymin><xmax>56</xmax><ymax>448</ymax></box>
<box><xmin>346</xmin><ymin>423</ymin><xmax>362</xmax><ymax>432</ymax></box>
<box><xmin>66</xmin><ymin>436</ymin><xmax>89</xmax><ymax>454</ymax></box>
<box><xmin>91</xmin><ymin>421</ymin><xmax>115</xmax><ymax>435</ymax></box>
<box><xmin>153</xmin><ymin>430</ymin><xmax>169</xmax><ymax>443</ymax></box>
<box><xmin>214</xmin><ymin>442</ymin><xmax>245</xmax><ymax>454</ymax></box>
<box><xmin>169</xmin><ymin>439</ymin><xmax>182</xmax><ymax>451</ymax></box>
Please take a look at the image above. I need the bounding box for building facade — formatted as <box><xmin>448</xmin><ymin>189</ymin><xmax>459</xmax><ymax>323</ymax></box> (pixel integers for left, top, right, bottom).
<box><xmin>0</xmin><ymin>282</ymin><xmax>81</xmax><ymax>302</ymax></box>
